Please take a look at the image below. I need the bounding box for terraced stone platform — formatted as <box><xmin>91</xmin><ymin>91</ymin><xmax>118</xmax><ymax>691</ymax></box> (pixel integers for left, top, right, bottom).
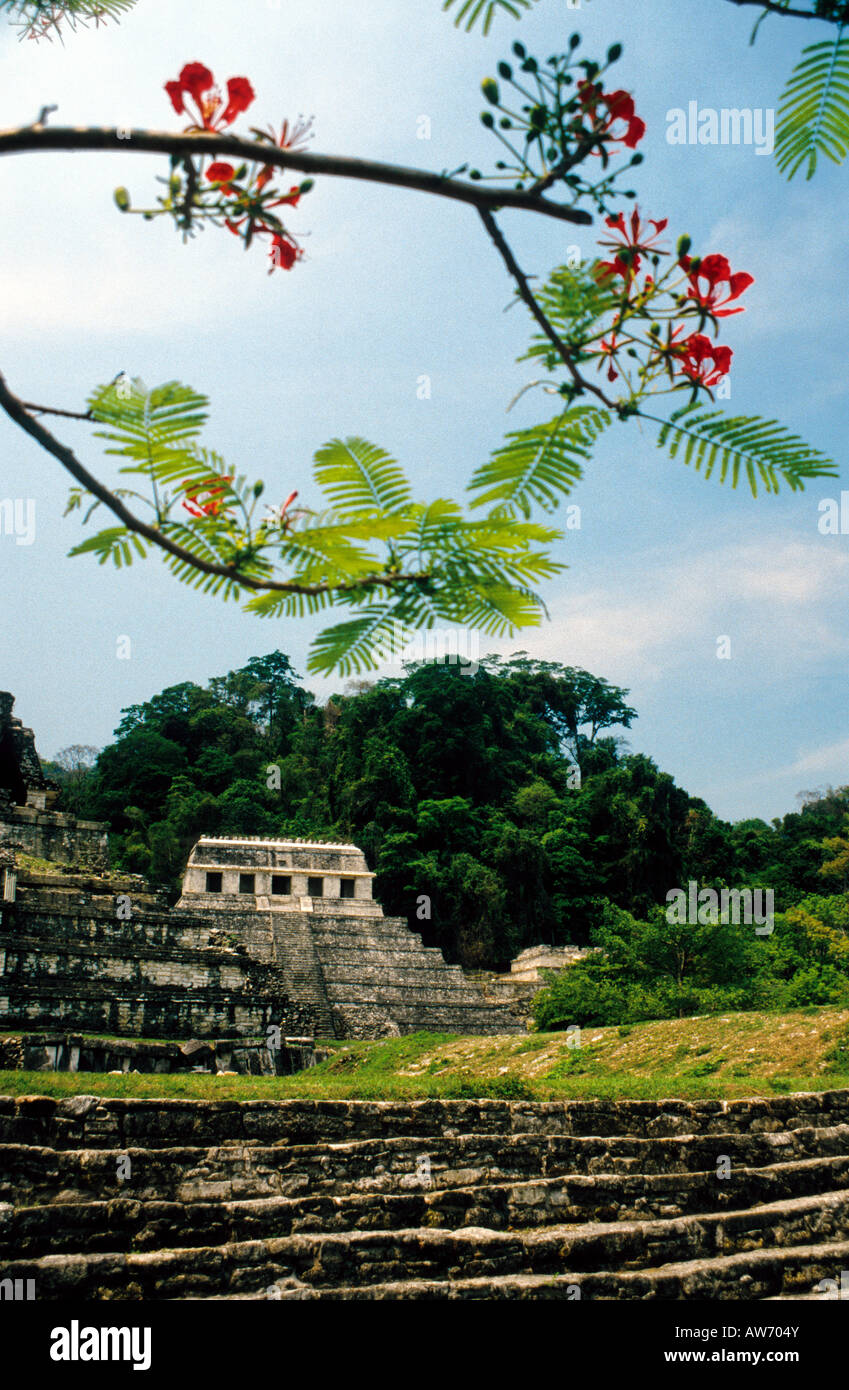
<box><xmin>1</xmin><ymin>1091</ymin><xmax>847</xmax><ymax>1300</ymax></box>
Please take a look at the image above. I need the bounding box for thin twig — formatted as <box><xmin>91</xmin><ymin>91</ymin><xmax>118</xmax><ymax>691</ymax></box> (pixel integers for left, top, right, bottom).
<box><xmin>0</xmin><ymin>125</ymin><xmax>593</xmax><ymax>226</ymax></box>
<box><xmin>718</xmin><ymin>0</ymin><xmax>839</xmax><ymax>17</ymax></box>
<box><xmin>20</xmin><ymin>400</ymin><xmax>93</xmax><ymax>421</ymax></box>
<box><xmin>478</xmin><ymin>207</ymin><xmax>617</xmax><ymax>409</ymax></box>
<box><xmin>0</xmin><ymin>370</ymin><xmax>429</xmax><ymax>598</ymax></box>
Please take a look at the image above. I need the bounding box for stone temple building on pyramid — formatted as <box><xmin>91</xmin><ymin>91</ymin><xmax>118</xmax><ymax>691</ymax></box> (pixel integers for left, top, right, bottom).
<box><xmin>0</xmin><ymin>692</ymin><xmax>522</xmax><ymax>1041</ymax></box>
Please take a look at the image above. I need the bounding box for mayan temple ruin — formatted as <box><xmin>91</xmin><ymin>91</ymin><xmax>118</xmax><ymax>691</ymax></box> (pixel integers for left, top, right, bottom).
<box><xmin>0</xmin><ymin>692</ymin><xmax>522</xmax><ymax>1050</ymax></box>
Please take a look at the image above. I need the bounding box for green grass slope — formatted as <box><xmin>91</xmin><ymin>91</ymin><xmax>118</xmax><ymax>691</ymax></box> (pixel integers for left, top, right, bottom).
<box><xmin>4</xmin><ymin>1005</ymin><xmax>849</xmax><ymax>1101</ymax></box>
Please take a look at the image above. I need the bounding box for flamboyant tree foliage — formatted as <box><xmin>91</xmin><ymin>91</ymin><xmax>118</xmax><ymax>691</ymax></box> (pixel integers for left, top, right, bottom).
<box><xmin>0</xmin><ymin>0</ymin><xmax>841</xmax><ymax>674</ymax></box>
<box><xmin>443</xmin><ymin>0</ymin><xmax>849</xmax><ymax>181</ymax></box>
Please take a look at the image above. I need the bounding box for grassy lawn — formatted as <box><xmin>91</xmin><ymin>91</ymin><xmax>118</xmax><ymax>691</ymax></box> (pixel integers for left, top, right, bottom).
<box><xmin>3</xmin><ymin>1006</ymin><xmax>849</xmax><ymax>1101</ymax></box>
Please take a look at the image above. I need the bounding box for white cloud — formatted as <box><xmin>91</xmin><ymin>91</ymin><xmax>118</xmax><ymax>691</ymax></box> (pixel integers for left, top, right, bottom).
<box><xmin>477</xmin><ymin>534</ymin><xmax>849</xmax><ymax>683</ymax></box>
<box><xmin>785</xmin><ymin>737</ymin><xmax>849</xmax><ymax>778</ymax></box>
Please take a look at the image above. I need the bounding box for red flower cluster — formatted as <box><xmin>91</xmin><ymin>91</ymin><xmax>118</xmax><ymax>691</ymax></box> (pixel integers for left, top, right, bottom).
<box><xmin>165</xmin><ymin>62</ymin><xmax>255</xmax><ymax>132</ymax></box>
<box><xmin>182</xmin><ymin>477</ymin><xmax>233</xmax><ymax>519</ymax></box>
<box><xmin>164</xmin><ymin>67</ymin><xmax>308</xmax><ymax>273</ymax></box>
<box><xmin>590</xmin><ymin>205</ymin><xmax>752</xmax><ymax>395</ymax></box>
<box><xmin>577</xmin><ymin>81</ymin><xmax>646</xmax><ymax>150</ymax></box>
<box><xmin>206</xmin><ymin>162</ymin><xmax>303</xmax><ymax>270</ymax></box>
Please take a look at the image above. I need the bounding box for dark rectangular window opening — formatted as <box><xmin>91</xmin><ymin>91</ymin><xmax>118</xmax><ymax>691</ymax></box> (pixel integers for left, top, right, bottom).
<box><xmin>238</xmin><ymin>873</ymin><xmax>256</xmax><ymax>894</ymax></box>
<box><xmin>307</xmin><ymin>876</ymin><xmax>323</xmax><ymax>898</ymax></box>
<box><xmin>340</xmin><ymin>877</ymin><xmax>355</xmax><ymax>899</ymax></box>
<box><xmin>271</xmin><ymin>874</ymin><xmax>291</xmax><ymax>896</ymax></box>
<box><xmin>205</xmin><ymin>871</ymin><xmax>223</xmax><ymax>893</ymax></box>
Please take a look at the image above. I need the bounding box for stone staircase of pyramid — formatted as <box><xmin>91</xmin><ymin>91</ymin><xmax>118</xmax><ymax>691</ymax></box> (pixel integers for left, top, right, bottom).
<box><xmin>1</xmin><ymin>1091</ymin><xmax>848</xmax><ymax>1300</ymax></box>
<box><xmin>307</xmin><ymin>913</ymin><xmax>525</xmax><ymax>1037</ymax></box>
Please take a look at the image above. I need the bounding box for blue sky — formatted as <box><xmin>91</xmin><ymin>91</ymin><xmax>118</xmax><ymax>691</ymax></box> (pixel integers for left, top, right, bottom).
<box><xmin>0</xmin><ymin>0</ymin><xmax>847</xmax><ymax>823</ymax></box>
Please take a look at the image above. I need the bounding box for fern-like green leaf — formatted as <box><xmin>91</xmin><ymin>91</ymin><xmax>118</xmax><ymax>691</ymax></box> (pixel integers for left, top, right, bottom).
<box><xmin>521</xmin><ymin>264</ymin><xmax>621</xmax><ymax>371</ymax></box>
<box><xmin>441</xmin><ymin>0</ymin><xmax>538</xmax><ymax>33</ymax></box>
<box><xmin>88</xmin><ymin>379</ymin><xmax>209</xmax><ymax>469</ymax></box>
<box><xmin>651</xmin><ymin>404</ymin><xmax>838</xmax><ymax>497</ymax></box>
<box><xmin>314</xmin><ymin>438</ymin><xmax>413</xmax><ymax>514</ymax></box>
<box><xmin>306</xmin><ymin>606</ymin><xmax>403</xmax><ymax>677</ymax></box>
<box><xmin>468</xmin><ymin>406</ymin><xmax>611</xmax><ymax>516</ymax></box>
<box><xmin>277</xmin><ymin>510</ymin><xmax>411</xmax><ymax>585</ymax></box>
<box><xmin>2</xmin><ymin>0</ymin><xmax>138</xmax><ymax>39</ymax></box>
<box><xmin>775</xmin><ymin>32</ymin><xmax>849</xmax><ymax>179</ymax></box>
<box><xmin>68</xmin><ymin>526</ymin><xmax>148</xmax><ymax>568</ymax></box>
<box><xmin>158</xmin><ymin>520</ymin><xmax>268</xmax><ymax>600</ymax></box>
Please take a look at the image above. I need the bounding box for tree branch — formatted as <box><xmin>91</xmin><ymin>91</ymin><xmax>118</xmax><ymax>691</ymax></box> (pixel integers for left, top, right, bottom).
<box><xmin>20</xmin><ymin>400</ymin><xmax>93</xmax><ymax>421</ymax></box>
<box><xmin>717</xmin><ymin>0</ymin><xmax>841</xmax><ymax>19</ymax></box>
<box><xmin>0</xmin><ymin>369</ymin><xmax>429</xmax><ymax>598</ymax></box>
<box><xmin>0</xmin><ymin>125</ymin><xmax>593</xmax><ymax>226</ymax></box>
<box><xmin>478</xmin><ymin>207</ymin><xmax>617</xmax><ymax>409</ymax></box>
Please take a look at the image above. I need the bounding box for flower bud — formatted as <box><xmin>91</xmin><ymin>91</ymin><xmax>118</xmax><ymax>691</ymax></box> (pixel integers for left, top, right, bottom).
<box><xmin>512</xmin><ymin>41</ymin><xmax>526</xmax><ymax>59</ymax></box>
<box><xmin>253</xmin><ymin>481</ymin><xmax>264</xmax><ymax>498</ymax></box>
<box><xmin>497</xmin><ymin>61</ymin><xmax>512</xmax><ymax>80</ymax></box>
<box><xmin>649</xmin><ymin>323</ymin><xmax>661</xmax><ymax>336</ymax></box>
<box><xmin>481</xmin><ymin>111</ymin><xmax>495</xmax><ymax>128</ymax></box>
<box><xmin>169</xmin><ymin>173</ymin><xmax>182</xmax><ymax>195</ymax></box>
<box><xmin>676</xmin><ymin>234</ymin><xmax>692</xmax><ymax>258</ymax></box>
<box><xmin>481</xmin><ymin>78</ymin><xmax>500</xmax><ymax>104</ymax></box>
<box><xmin>607</xmin><ymin>43</ymin><xmax>622</xmax><ymax>63</ymax></box>
<box><xmin>569</xmin><ymin>32</ymin><xmax>581</xmax><ymax>49</ymax></box>
<box><xmin>113</xmin><ymin>186</ymin><xmax>131</xmax><ymax>212</ymax></box>
<box><xmin>299</xmin><ymin>178</ymin><xmax>315</xmax><ymax>194</ymax></box>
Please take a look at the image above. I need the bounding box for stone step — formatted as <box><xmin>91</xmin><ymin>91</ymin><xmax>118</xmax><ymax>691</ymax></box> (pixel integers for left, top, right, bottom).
<box><xmin>6</xmin><ymin>1190</ymin><xmax>849</xmax><ymax>1299</ymax></box>
<box><xmin>320</xmin><ymin>965</ymin><xmax>480</xmax><ymax>991</ymax></box>
<box><xmin>308</xmin><ymin>943</ymin><xmax>437</xmax><ymax>964</ymax></box>
<box><xmin>255</xmin><ymin>1240</ymin><xmax>849</xmax><ymax>1301</ymax></box>
<box><xmin>5</xmin><ymin>1154</ymin><xmax>849</xmax><ymax>1259</ymax></box>
<box><xmin>5</xmin><ymin>1127</ymin><xmax>849</xmax><ymax>1204</ymax></box>
<box><xmin>309</xmin><ymin>924</ymin><xmax>428</xmax><ymax>945</ymax></box>
<box><xmin>1</xmin><ymin>915</ymin><xmax>212</xmax><ymax>950</ymax></box>
<box><xmin>0</xmin><ymin>933</ymin><xmax>245</xmax><ymax>972</ymax></box>
<box><xmin>3</xmin><ymin>1094</ymin><xmax>848</xmax><ymax>1150</ymax></box>
<box><xmin>0</xmin><ymin>989</ymin><xmax>274</xmax><ymax>1039</ymax></box>
<box><xmin>324</xmin><ymin>987</ymin><xmax>494</xmax><ymax>1009</ymax></box>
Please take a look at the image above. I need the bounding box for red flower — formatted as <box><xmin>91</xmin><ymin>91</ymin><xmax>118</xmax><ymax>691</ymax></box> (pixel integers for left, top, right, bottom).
<box><xmin>596</xmin><ymin>251</ymin><xmax>640</xmax><ymax>287</ymax></box>
<box><xmin>596</xmin><ymin>333</ymin><xmax>620</xmax><ymax>382</ymax></box>
<box><xmin>596</xmin><ymin>208</ymin><xmax>668</xmax><ymax>288</ymax></box>
<box><xmin>220</xmin><ymin>77</ymin><xmax>255</xmax><ymax>127</ymax></box>
<box><xmin>255</xmin><ymin>119</ymin><xmax>314</xmax><ymax>192</ymax></box>
<box><xmin>601</xmin><ymin>209</ymin><xmax>668</xmax><ymax>255</ymax></box>
<box><xmin>578</xmin><ymin>81</ymin><xmax>645</xmax><ymax>149</ymax></box>
<box><xmin>164</xmin><ymin>62</ymin><xmax>255</xmax><ymax>131</ymax></box>
<box><xmin>679</xmin><ymin>253</ymin><xmax>754</xmax><ymax>318</ymax></box>
<box><xmin>182</xmin><ymin>477</ymin><xmax>233</xmax><ymax>518</ymax></box>
<box><xmin>675</xmin><ymin>332</ymin><xmax>732</xmax><ymax>389</ymax></box>
<box><xmin>165</xmin><ymin>62</ymin><xmax>213</xmax><ymax>115</ymax></box>
<box><xmin>205</xmin><ymin>161</ymin><xmax>237</xmax><ymax>194</ymax></box>
<box><xmin>269</xmin><ymin>234</ymin><xmax>300</xmax><ymax>272</ymax></box>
